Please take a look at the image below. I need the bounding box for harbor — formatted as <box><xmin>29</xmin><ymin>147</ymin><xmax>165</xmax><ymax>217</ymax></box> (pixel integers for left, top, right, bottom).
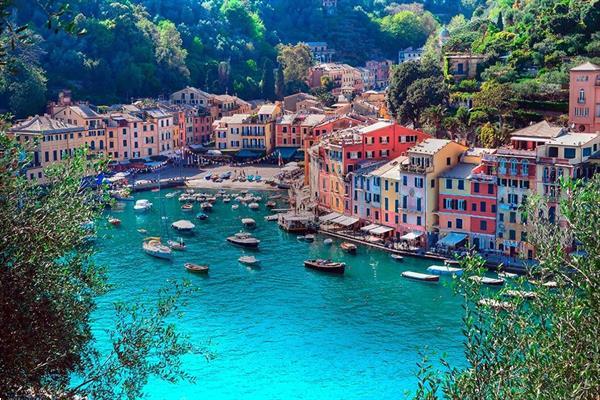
<box><xmin>96</xmin><ymin>187</ymin><xmax>471</xmax><ymax>399</ymax></box>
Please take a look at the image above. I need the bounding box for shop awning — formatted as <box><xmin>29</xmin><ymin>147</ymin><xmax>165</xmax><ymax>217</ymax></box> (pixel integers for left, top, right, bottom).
<box><xmin>438</xmin><ymin>233</ymin><xmax>468</xmax><ymax>247</ymax></box>
<box><xmin>400</xmin><ymin>231</ymin><xmax>424</xmax><ymax>241</ymax></box>
<box><xmin>236</xmin><ymin>149</ymin><xmax>264</xmax><ymax>159</ymax></box>
<box><xmin>320</xmin><ymin>212</ymin><xmax>342</xmax><ymax>222</ymax></box>
<box><xmin>370</xmin><ymin>226</ymin><xmax>394</xmax><ymax>235</ymax></box>
<box><xmin>360</xmin><ymin>224</ymin><xmax>379</xmax><ymax>232</ymax></box>
<box><xmin>332</xmin><ymin>215</ymin><xmax>359</xmax><ymax>226</ymax></box>
<box><xmin>274</xmin><ymin>147</ymin><xmax>299</xmax><ymax>160</ymax></box>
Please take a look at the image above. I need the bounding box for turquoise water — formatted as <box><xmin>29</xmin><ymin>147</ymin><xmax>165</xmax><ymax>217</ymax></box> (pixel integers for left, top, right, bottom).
<box><xmin>94</xmin><ymin>189</ymin><xmax>466</xmax><ymax>399</ymax></box>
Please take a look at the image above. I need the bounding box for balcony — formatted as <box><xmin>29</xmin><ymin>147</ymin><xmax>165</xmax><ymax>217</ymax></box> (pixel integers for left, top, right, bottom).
<box><xmin>469</xmin><ymin>172</ymin><xmax>496</xmax><ymax>183</ymax></box>
<box><xmin>399</xmin><ymin>163</ymin><xmax>433</xmax><ymax>174</ymax></box>
<box><xmin>496</xmin><ymin>148</ymin><xmax>536</xmax><ymax>158</ymax></box>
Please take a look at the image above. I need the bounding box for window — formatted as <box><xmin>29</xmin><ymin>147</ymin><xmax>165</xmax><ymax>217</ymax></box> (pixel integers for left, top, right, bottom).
<box><xmin>480</xmin><ymin>202</ymin><xmax>486</xmax><ymax>212</ymax></box>
<box><xmin>521</xmin><ymin>232</ymin><xmax>527</xmax><ymax>241</ymax></box>
<box><xmin>578</xmin><ymin>89</ymin><xmax>585</xmax><ymax>103</ymax></box>
<box><xmin>445</xmin><ymin>179</ymin><xmax>452</xmax><ymax>189</ymax></box>
<box><xmin>416</xmin><ymin>198</ymin><xmax>422</xmax><ymax>211</ymax></box>
<box><xmin>472</xmin><ymin>203</ymin><xmax>477</xmax><ymax>211</ymax></box>
<box><xmin>447</xmin><ymin>221</ymin><xmax>452</xmax><ymax>228</ymax></box>
<box><xmin>564</xmin><ymin>148</ymin><xmax>576</xmax><ymax>159</ymax></box>
<box><xmin>402</xmin><ymin>176</ymin><xmax>407</xmax><ymax>186</ymax></box>
<box><xmin>458</xmin><ymin>180</ymin><xmax>464</xmax><ymax>190</ymax></box>
<box><xmin>509</xmin><ymin>230</ymin><xmax>516</xmax><ymax>240</ymax></box>
<box><xmin>583</xmin><ymin>147</ymin><xmax>592</xmax><ymax>157</ymax></box>
<box><xmin>431</xmin><ymin>179</ymin><xmax>435</xmax><ymax>188</ymax></box>
<box><xmin>480</xmin><ymin>220</ymin><xmax>487</xmax><ymax>231</ymax></box>
<box><xmin>402</xmin><ymin>214</ymin><xmax>407</xmax><ymax>223</ymax></box>
<box><xmin>473</xmin><ymin>182</ymin><xmax>480</xmax><ymax>193</ymax></box>
<box><xmin>509</xmin><ymin>212</ymin><xmax>516</xmax><ymax>223</ymax></box>
<box><xmin>402</xmin><ymin>196</ymin><xmax>408</xmax><ymax>209</ymax></box>
<box><xmin>416</xmin><ymin>216</ymin><xmax>422</xmax><ymax>226</ymax></box>
<box><xmin>446</xmin><ymin>157</ymin><xmax>451</xmax><ymax>165</ymax></box>
<box><xmin>487</xmin><ymin>184</ymin><xmax>494</xmax><ymax>194</ymax></box>
<box><xmin>456</xmin><ymin>219</ymin><xmax>463</xmax><ymax>229</ymax></box>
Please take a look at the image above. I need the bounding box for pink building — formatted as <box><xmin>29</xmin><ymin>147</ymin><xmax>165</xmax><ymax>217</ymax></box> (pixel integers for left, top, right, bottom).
<box><xmin>365</xmin><ymin>59</ymin><xmax>393</xmax><ymax>89</ymax></box>
<box><xmin>569</xmin><ymin>62</ymin><xmax>600</xmax><ymax>133</ymax></box>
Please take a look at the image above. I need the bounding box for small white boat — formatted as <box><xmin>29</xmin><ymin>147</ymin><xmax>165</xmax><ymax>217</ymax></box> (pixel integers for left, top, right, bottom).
<box><xmin>137</xmin><ymin>228</ymin><xmax>147</xmax><ymax>234</ymax></box>
<box><xmin>200</xmin><ymin>202</ymin><xmax>213</xmax><ymax>211</ymax></box>
<box><xmin>469</xmin><ymin>276</ymin><xmax>505</xmax><ymax>286</ymax></box>
<box><xmin>172</xmin><ymin>220</ymin><xmax>195</xmax><ymax>233</ymax></box>
<box><xmin>143</xmin><ymin>237</ymin><xmax>173</xmax><ymax>260</ymax></box>
<box><xmin>401</xmin><ymin>271</ymin><xmax>439</xmax><ymax>282</ymax></box>
<box><xmin>529</xmin><ymin>279</ymin><xmax>558</xmax><ymax>288</ymax></box>
<box><xmin>304</xmin><ymin>234</ymin><xmax>315</xmax><ymax>242</ymax></box>
<box><xmin>108</xmin><ymin>217</ymin><xmax>121</xmax><ymax>226</ymax></box>
<box><xmin>184</xmin><ymin>263</ymin><xmax>208</xmax><ymax>273</ymax></box>
<box><xmin>238</xmin><ymin>255</ymin><xmax>260</xmax><ymax>266</ymax></box>
<box><xmin>427</xmin><ymin>265</ymin><xmax>463</xmax><ymax>276</ymax></box>
<box><xmin>498</xmin><ymin>272</ymin><xmax>518</xmax><ymax>279</ymax></box>
<box><xmin>323</xmin><ymin>238</ymin><xmax>333</xmax><ymax>245</ymax></box>
<box><xmin>227</xmin><ymin>232</ymin><xmax>260</xmax><ymax>248</ymax></box>
<box><xmin>264</xmin><ymin>215</ymin><xmax>278</xmax><ymax>221</ymax></box>
<box><xmin>134</xmin><ymin>199</ymin><xmax>153</xmax><ymax>212</ymax></box>
<box><xmin>181</xmin><ymin>203</ymin><xmax>194</xmax><ymax>212</ymax></box>
<box><xmin>478</xmin><ymin>298</ymin><xmax>515</xmax><ymax>311</ymax></box>
<box><xmin>232</xmin><ymin>204</ymin><xmax>239</xmax><ymax>210</ymax></box>
<box><xmin>241</xmin><ymin>218</ymin><xmax>256</xmax><ymax>228</ymax></box>
<box><xmin>168</xmin><ymin>239</ymin><xmax>186</xmax><ymax>251</ymax></box>
<box><xmin>223</xmin><ymin>196</ymin><xmax>231</xmax><ymax>203</ymax></box>
<box><xmin>391</xmin><ymin>254</ymin><xmax>404</xmax><ymax>261</ymax></box>
<box><xmin>504</xmin><ymin>290</ymin><xmax>537</xmax><ymax>299</ymax></box>
<box><xmin>248</xmin><ymin>202</ymin><xmax>260</xmax><ymax>210</ymax></box>
<box><xmin>165</xmin><ymin>191</ymin><xmax>180</xmax><ymax>199</ymax></box>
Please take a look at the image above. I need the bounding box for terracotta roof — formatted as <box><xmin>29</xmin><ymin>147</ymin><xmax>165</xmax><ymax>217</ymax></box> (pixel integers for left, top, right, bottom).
<box><xmin>510</xmin><ymin>121</ymin><xmax>564</xmax><ymax>139</ymax></box>
<box><xmin>10</xmin><ymin>115</ymin><xmax>81</xmax><ymax>134</ymax></box>
<box><xmin>570</xmin><ymin>62</ymin><xmax>600</xmax><ymax>71</ymax></box>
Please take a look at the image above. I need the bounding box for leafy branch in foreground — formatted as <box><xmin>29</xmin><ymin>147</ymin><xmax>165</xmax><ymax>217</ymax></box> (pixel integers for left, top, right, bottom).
<box><xmin>0</xmin><ymin>131</ymin><xmax>202</xmax><ymax>399</ymax></box>
<box><xmin>414</xmin><ymin>176</ymin><xmax>600</xmax><ymax>399</ymax></box>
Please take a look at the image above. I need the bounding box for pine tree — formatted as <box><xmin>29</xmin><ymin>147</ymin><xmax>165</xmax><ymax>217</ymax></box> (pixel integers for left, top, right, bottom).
<box><xmin>260</xmin><ymin>59</ymin><xmax>276</xmax><ymax>100</ymax></box>
<box><xmin>275</xmin><ymin>65</ymin><xmax>285</xmax><ymax>99</ymax></box>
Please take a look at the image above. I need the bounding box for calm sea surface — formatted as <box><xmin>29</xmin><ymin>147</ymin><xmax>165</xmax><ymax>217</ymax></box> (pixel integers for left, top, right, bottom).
<box><xmin>93</xmin><ymin>189</ymin><xmax>466</xmax><ymax>399</ymax></box>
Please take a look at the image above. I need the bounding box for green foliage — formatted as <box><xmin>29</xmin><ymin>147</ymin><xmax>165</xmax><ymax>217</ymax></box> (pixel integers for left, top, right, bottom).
<box><xmin>415</xmin><ymin>176</ymin><xmax>600</xmax><ymax>399</ymax></box>
<box><xmin>0</xmin><ymin>132</ymin><xmax>201</xmax><ymax>398</ymax></box>
<box><xmin>378</xmin><ymin>10</ymin><xmax>438</xmax><ymax>53</ymax></box>
<box><xmin>387</xmin><ymin>61</ymin><xmax>448</xmax><ymax>127</ymax></box>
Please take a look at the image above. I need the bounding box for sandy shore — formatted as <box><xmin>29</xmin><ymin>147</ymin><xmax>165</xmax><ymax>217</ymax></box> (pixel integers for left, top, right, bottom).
<box><xmin>133</xmin><ymin>165</ymin><xmax>286</xmax><ymax>191</ymax></box>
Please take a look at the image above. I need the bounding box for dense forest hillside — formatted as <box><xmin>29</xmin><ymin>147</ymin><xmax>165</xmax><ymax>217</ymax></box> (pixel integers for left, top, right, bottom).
<box><xmin>1</xmin><ymin>0</ymin><xmax>484</xmax><ymax>117</ymax></box>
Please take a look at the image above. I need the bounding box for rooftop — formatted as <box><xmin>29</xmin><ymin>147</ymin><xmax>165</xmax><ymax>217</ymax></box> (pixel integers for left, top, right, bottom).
<box><xmin>570</xmin><ymin>62</ymin><xmax>600</xmax><ymax>72</ymax></box>
<box><xmin>547</xmin><ymin>132</ymin><xmax>598</xmax><ymax>146</ymax></box>
<box><xmin>510</xmin><ymin>121</ymin><xmax>565</xmax><ymax>140</ymax></box>
<box><xmin>10</xmin><ymin>115</ymin><xmax>81</xmax><ymax>134</ymax></box>
<box><xmin>440</xmin><ymin>162</ymin><xmax>476</xmax><ymax>179</ymax></box>
<box><xmin>408</xmin><ymin>138</ymin><xmax>452</xmax><ymax>155</ymax></box>
<box><xmin>258</xmin><ymin>103</ymin><xmax>279</xmax><ymax>115</ymax></box>
<box><xmin>378</xmin><ymin>156</ymin><xmax>408</xmax><ymax>179</ymax></box>
<box><xmin>358</xmin><ymin>120</ymin><xmax>393</xmax><ymax>134</ymax></box>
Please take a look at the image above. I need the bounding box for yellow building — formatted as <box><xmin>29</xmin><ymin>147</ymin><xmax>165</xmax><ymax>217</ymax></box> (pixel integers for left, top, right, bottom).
<box><xmin>8</xmin><ymin>115</ymin><xmax>86</xmax><ymax>182</ymax></box>
<box><xmin>51</xmin><ymin>104</ymin><xmax>107</xmax><ymax>156</ymax></box>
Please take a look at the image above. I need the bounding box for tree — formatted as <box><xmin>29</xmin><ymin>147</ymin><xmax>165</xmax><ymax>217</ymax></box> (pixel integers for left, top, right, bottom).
<box><xmin>477</xmin><ymin>121</ymin><xmax>507</xmax><ymax>148</ymax></box>
<box><xmin>386</xmin><ymin>61</ymin><xmax>423</xmax><ymax>120</ymax></box>
<box><xmin>259</xmin><ymin>58</ymin><xmax>275</xmax><ymax>100</ymax></box>
<box><xmin>397</xmin><ymin>76</ymin><xmax>448</xmax><ymax>127</ymax></box>
<box><xmin>472</xmin><ymin>81</ymin><xmax>515</xmax><ymax>129</ymax></box>
<box><xmin>416</xmin><ymin>176</ymin><xmax>600</xmax><ymax>399</ymax></box>
<box><xmin>276</xmin><ymin>43</ymin><xmax>312</xmax><ymax>86</ymax></box>
<box><xmin>0</xmin><ymin>57</ymin><xmax>47</xmax><ymax>118</ymax></box>
<box><xmin>0</xmin><ymin>134</ymin><xmax>202</xmax><ymax>398</ymax></box>
<box><xmin>274</xmin><ymin>65</ymin><xmax>285</xmax><ymax>99</ymax></box>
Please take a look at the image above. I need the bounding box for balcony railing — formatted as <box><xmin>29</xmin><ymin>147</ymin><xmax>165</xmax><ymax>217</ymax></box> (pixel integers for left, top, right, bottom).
<box><xmin>399</xmin><ymin>164</ymin><xmax>433</xmax><ymax>174</ymax></box>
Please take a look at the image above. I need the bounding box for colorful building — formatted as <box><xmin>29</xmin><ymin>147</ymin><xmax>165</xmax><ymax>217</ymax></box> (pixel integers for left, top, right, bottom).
<box><xmin>396</xmin><ymin>139</ymin><xmax>468</xmax><ymax>247</ymax></box>
<box><xmin>568</xmin><ymin>62</ymin><xmax>600</xmax><ymax>133</ymax></box>
<box><xmin>8</xmin><ymin>115</ymin><xmax>85</xmax><ymax>182</ymax></box>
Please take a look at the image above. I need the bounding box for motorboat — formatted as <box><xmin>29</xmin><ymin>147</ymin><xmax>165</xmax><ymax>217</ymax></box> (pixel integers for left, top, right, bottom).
<box><xmin>181</xmin><ymin>203</ymin><xmax>194</xmax><ymax>212</ymax></box>
<box><xmin>469</xmin><ymin>276</ymin><xmax>505</xmax><ymax>286</ymax></box>
<box><xmin>266</xmin><ymin>201</ymin><xmax>276</xmax><ymax>209</ymax></box>
<box><xmin>304</xmin><ymin>259</ymin><xmax>345</xmax><ymax>274</ymax></box>
<box><xmin>151</xmin><ymin>188</ymin><xmax>160</xmax><ymax>193</ymax></box>
<box><xmin>241</xmin><ymin>218</ymin><xmax>256</xmax><ymax>228</ymax></box>
<box><xmin>254</xmin><ymin>176</ymin><xmax>262</xmax><ymax>182</ymax></box>
<box><xmin>304</xmin><ymin>234</ymin><xmax>315</xmax><ymax>243</ymax></box>
<box><xmin>196</xmin><ymin>212</ymin><xmax>208</xmax><ymax>220</ymax></box>
<box><xmin>238</xmin><ymin>255</ymin><xmax>260</xmax><ymax>266</ymax></box>
<box><xmin>264</xmin><ymin>215</ymin><xmax>278</xmax><ymax>221</ymax></box>
<box><xmin>108</xmin><ymin>217</ymin><xmax>121</xmax><ymax>226</ymax></box>
<box><xmin>223</xmin><ymin>196</ymin><xmax>231</xmax><ymax>203</ymax></box>
<box><xmin>165</xmin><ymin>191</ymin><xmax>180</xmax><ymax>199</ymax></box>
<box><xmin>142</xmin><ymin>237</ymin><xmax>173</xmax><ymax>260</ymax></box>
<box><xmin>171</xmin><ymin>219</ymin><xmax>195</xmax><ymax>233</ymax></box>
<box><xmin>137</xmin><ymin>228</ymin><xmax>147</xmax><ymax>234</ymax></box>
<box><xmin>184</xmin><ymin>263</ymin><xmax>209</xmax><ymax>273</ymax></box>
<box><xmin>227</xmin><ymin>232</ymin><xmax>260</xmax><ymax>248</ymax></box>
<box><xmin>268</xmin><ymin>194</ymin><xmax>282</xmax><ymax>200</ymax></box>
<box><xmin>168</xmin><ymin>239</ymin><xmax>186</xmax><ymax>251</ymax></box>
<box><xmin>179</xmin><ymin>194</ymin><xmax>191</xmax><ymax>202</ymax></box>
<box><xmin>391</xmin><ymin>254</ymin><xmax>404</xmax><ymax>261</ymax></box>
<box><xmin>444</xmin><ymin>259</ymin><xmax>461</xmax><ymax>267</ymax></box>
<box><xmin>401</xmin><ymin>271</ymin><xmax>439</xmax><ymax>282</ymax></box>
<box><xmin>498</xmin><ymin>272</ymin><xmax>519</xmax><ymax>279</ymax></box>
<box><xmin>200</xmin><ymin>202</ymin><xmax>213</xmax><ymax>211</ymax></box>
<box><xmin>529</xmin><ymin>279</ymin><xmax>558</xmax><ymax>288</ymax></box>
<box><xmin>218</xmin><ymin>189</ymin><xmax>227</xmax><ymax>195</ymax></box>
<box><xmin>134</xmin><ymin>199</ymin><xmax>153</xmax><ymax>212</ymax></box>
<box><xmin>248</xmin><ymin>202</ymin><xmax>260</xmax><ymax>210</ymax></box>
<box><xmin>323</xmin><ymin>238</ymin><xmax>333</xmax><ymax>245</ymax></box>
<box><xmin>427</xmin><ymin>265</ymin><xmax>463</xmax><ymax>276</ymax></box>
<box><xmin>232</xmin><ymin>204</ymin><xmax>239</xmax><ymax>210</ymax></box>
<box><xmin>340</xmin><ymin>242</ymin><xmax>357</xmax><ymax>254</ymax></box>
